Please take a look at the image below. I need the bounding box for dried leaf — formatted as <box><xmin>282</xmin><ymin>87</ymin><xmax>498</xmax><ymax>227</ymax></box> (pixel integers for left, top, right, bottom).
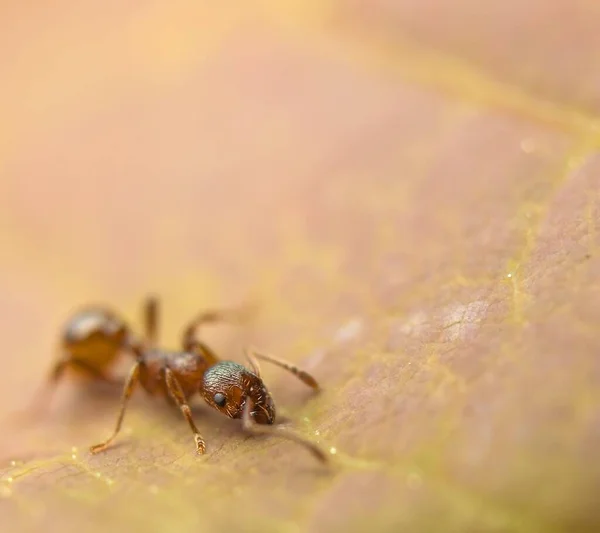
<box><xmin>1</xmin><ymin>2</ymin><xmax>599</xmax><ymax>532</ymax></box>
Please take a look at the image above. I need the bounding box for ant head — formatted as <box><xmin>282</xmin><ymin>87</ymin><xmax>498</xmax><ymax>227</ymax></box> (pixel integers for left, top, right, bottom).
<box><xmin>202</xmin><ymin>361</ymin><xmax>276</xmax><ymax>424</ymax></box>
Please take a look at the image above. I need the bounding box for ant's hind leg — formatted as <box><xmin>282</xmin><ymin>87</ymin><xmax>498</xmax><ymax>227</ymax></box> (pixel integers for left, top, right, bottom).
<box><xmin>89</xmin><ymin>362</ymin><xmax>141</xmax><ymax>454</ymax></box>
<box><xmin>36</xmin><ymin>356</ymin><xmax>116</xmax><ymax>407</ymax></box>
<box><xmin>164</xmin><ymin>368</ymin><xmax>206</xmax><ymax>454</ymax></box>
<box><xmin>25</xmin><ymin>358</ymin><xmax>71</xmax><ymax>416</ymax></box>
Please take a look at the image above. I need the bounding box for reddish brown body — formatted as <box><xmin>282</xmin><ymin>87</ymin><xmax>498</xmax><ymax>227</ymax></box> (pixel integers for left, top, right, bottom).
<box><xmin>77</xmin><ymin>297</ymin><xmax>326</xmax><ymax>462</ymax></box>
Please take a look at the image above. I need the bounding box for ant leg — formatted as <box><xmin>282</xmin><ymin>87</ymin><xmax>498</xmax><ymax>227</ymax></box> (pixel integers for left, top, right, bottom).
<box><xmin>49</xmin><ymin>358</ymin><xmax>69</xmax><ymax>383</ymax></box>
<box><xmin>245</xmin><ymin>348</ymin><xmax>320</xmax><ymax>391</ymax></box>
<box><xmin>89</xmin><ymin>362</ymin><xmax>141</xmax><ymax>454</ymax></box>
<box><xmin>23</xmin><ymin>358</ymin><xmax>70</xmax><ymax>417</ymax></box>
<box><xmin>181</xmin><ymin>303</ymin><xmax>256</xmax><ymax>351</ymax></box>
<box><xmin>144</xmin><ymin>295</ymin><xmax>159</xmax><ymax>347</ymax></box>
<box><xmin>38</xmin><ymin>358</ymin><xmax>70</xmax><ymax>400</ymax></box>
<box><xmin>242</xmin><ymin>398</ymin><xmax>328</xmax><ymax>463</ymax></box>
<box><xmin>35</xmin><ymin>357</ymin><xmax>117</xmax><ymax>409</ymax></box>
<box><xmin>164</xmin><ymin>368</ymin><xmax>206</xmax><ymax>454</ymax></box>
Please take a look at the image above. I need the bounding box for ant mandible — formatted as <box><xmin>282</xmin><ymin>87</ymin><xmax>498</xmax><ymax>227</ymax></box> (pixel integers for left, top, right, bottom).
<box><xmin>87</xmin><ymin>296</ymin><xmax>327</xmax><ymax>463</ymax></box>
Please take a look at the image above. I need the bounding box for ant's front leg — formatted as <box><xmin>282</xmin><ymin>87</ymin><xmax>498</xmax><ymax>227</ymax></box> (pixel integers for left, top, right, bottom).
<box><xmin>164</xmin><ymin>368</ymin><xmax>206</xmax><ymax>454</ymax></box>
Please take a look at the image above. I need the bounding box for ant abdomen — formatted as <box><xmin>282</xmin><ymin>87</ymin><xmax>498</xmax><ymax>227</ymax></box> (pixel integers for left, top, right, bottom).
<box><xmin>62</xmin><ymin>307</ymin><xmax>130</xmax><ymax>370</ymax></box>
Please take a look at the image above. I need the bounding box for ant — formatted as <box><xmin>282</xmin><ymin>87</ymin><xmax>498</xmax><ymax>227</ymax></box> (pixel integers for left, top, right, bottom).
<box><xmin>86</xmin><ymin>296</ymin><xmax>328</xmax><ymax>463</ymax></box>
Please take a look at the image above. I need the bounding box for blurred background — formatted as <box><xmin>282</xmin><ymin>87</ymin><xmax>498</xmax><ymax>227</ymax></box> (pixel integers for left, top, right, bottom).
<box><xmin>1</xmin><ymin>2</ymin><xmax>600</xmax><ymax>532</ymax></box>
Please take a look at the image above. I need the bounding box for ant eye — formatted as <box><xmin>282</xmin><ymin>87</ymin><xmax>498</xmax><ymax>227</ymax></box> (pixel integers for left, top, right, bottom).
<box><xmin>213</xmin><ymin>393</ymin><xmax>226</xmax><ymax>407</ymax></box>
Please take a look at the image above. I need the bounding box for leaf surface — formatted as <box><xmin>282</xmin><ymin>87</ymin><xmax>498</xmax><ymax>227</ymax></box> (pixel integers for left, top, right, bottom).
<box><xmin>1</xmin><ymin>2</ymin><xmax>599</xmax><ymax>532</ymax></box>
